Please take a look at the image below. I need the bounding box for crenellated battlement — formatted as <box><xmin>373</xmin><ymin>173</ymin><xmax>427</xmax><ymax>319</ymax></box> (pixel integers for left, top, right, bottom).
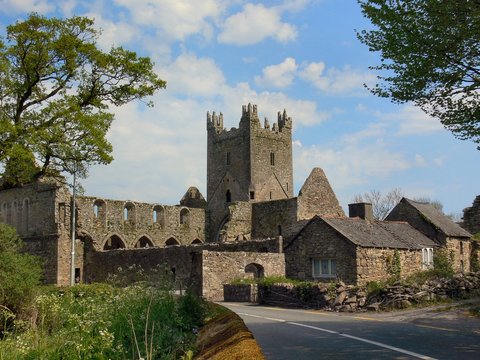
<box><xmin>207</xmin><ymin>103</ymin><xmax>293</xmax><ymax>139</ymax></box>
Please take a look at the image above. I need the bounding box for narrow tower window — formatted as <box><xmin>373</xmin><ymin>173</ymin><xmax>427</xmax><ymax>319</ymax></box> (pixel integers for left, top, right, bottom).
<box><xmin>250</xmin><ymin>191</ymin><xmax>255</xmax><ymax>200</ymax></box>
<box><xmin>226</xmin><ymin>151</ymin><xmax>231</xmax><ymax>165</ymax></box>
<box><xmin>270</xmin><ymin>152</ymin><xmax>275</xmax><ymax>165</ymax></box>
<box><xmin>226</xmin><ymin>190</ymin><xmax>232</xmax><ymax>203</ymax></box>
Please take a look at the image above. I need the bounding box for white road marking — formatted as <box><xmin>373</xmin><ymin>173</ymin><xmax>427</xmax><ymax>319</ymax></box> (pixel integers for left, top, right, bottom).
<box><xmin>238</xmin><ymin>312</ymin><xmax>437</xmax><ymax>360</ymax></box>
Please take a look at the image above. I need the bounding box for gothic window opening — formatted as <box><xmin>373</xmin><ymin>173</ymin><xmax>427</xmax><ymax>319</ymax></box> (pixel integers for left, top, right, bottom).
<box><xmin>104</xmin><ymin>235</ymin><xmax>126</xmax><ymax>250</ymax></box>
<box><xmin>270</xmin><ymin>152</ymin><xmax>275</xmax><ymax>166</ymax></box>
<box><xmin>166</xmin><ymin>237</ymin><xmax>180</xmax><ymax>246</ymax></box>
<box><xmin>135</xmin><ymin>236</ymin><xmax>154</xmax><ymax>248</ymax></box>
<box><xmin>191</xmin><ymin>239</ymin><xmax>203</xmax><ymax>245</ymax></box>
<box><xmin>226</xmin><ymin>190</ymin><xmax>232</xmax><ymax>203</ymax></box>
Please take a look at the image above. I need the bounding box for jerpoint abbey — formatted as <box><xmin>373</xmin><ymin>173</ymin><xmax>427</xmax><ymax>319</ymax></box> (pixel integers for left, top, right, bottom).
<box><xmin>1</xmin><ymin>103</ymin><xmax>479</xmax><ymax>301</ymax></box>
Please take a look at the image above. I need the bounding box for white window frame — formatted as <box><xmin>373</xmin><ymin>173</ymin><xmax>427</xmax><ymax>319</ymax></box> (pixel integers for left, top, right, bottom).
<box><xmin>312</xmin><ymin>259</ymin><xmax>336</xmax><ymax>278</ymax></box>
<box><xmin>422</xmin><ymin>248</ymin><xmax>433</xmax><ymax>270</ymax></box>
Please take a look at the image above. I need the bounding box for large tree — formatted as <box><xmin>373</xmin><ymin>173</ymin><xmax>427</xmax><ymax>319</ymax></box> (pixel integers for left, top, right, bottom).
<box><xmin>357</xmin><ymin>0</ymin><xmax>480</xmax><ymax>149</ymax></box>
<box><xmin>0</xmin><ymin>14</ymin><xmax>166</xmax><ymax>188</ymax></box>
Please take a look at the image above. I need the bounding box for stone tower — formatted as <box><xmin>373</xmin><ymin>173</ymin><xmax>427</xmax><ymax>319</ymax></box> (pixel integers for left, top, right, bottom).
<box><xmin>206</xmin><ymin>103</ymin><xmax>293</xmax><ymax>241</ymax></box>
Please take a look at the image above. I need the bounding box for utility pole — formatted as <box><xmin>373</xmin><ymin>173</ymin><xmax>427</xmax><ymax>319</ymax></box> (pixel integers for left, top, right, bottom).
<box><xmin>70</xmin><ymin>163</ymin><xmax>77</xmax><ymax>286</ymax></box>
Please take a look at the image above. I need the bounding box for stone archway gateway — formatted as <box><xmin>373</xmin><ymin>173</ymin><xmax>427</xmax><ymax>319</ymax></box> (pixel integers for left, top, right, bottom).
<box><xmin>245</xmin><ymin>263</ymin><xmax>265</xmax><ymax>279</ymax></box>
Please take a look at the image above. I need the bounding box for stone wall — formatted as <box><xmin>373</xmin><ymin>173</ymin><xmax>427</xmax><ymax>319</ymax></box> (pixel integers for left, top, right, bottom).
<box><xmin>219</xmin><ymin>201</ymin><xmax>253</xmax><ymax>242</ymax></box>
<box><xmin>201</xmin><ymin>250</ymin><xmax>285</xmax><ymax>301</ymax></box>
<box><xmin>297</xmin><ymin>168</ymin><xmax>345</xmax><ymax>219</ymax></box>
<box><xmin>0</xmin><ymin>181</ymin><xmax>74</xmax><ymax>285</ymax></box>
<box><xmin>356</xmin><ymin>247</ymin><xmax>422</xmax><ymax>285</ymax></box>
<box><xmin>284</xmin><ymin>219</ymin><xmax>358</xmax><ymax>283</ymax></box>
<box><xmin>251</xmin><ymin>198</ymin><xmax>298</xmax><ymax>239</ymax></box>
<box><xmin>463</xmin><ymin>195</ymin><xmax>480</xmax><ymax>235</ymax></box>
<box><xmin>445</xmin><ymin>237</ymin><xmax>471</xmax><ymax>273</ymax></box>
<box><xmin>223</xmin><ymin>284</ymin><xmax>259</xmax><ymax>302</ymax></box>
<box><xmin>75</xmin><ymin>196</ymin><xmax>205</xmax><ymax>250</ymax></box>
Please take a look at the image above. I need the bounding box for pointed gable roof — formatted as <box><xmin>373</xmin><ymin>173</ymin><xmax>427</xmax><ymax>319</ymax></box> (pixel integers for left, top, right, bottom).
<box><xmin>394</xmin><ymin>198</ymin><xmax>471</xmax><ymax>238</ymax></box>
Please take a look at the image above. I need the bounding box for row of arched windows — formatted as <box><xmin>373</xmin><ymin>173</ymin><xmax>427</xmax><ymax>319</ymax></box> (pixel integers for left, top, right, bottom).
<box><xmin>92</xmin><ymin>199</ymin><xmax>191</xmax><ymax>226</ymax></box>
<box><xmin>0</xmin><ymin>198</ymin><xmax>30</xmax><ymax>233</ymax></box>
<box><xmin>102</xmin><ymin>235</ymin><xmax>203</xmax><ymax>251</ymax></box>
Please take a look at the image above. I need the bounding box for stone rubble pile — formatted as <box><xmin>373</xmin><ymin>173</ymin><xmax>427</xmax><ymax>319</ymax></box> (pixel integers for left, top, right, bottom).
<box><xmin>256</xmin><ymin>272</ymin><xmax>480</xmax><ymax>312</ymax></box>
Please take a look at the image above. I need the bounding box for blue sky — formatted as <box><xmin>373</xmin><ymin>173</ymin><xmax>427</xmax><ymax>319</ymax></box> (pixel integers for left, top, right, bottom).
<box><xmin>1</xmin><ymin>0</ymin><xmax>478</xmax><ymax>216</ymax></box>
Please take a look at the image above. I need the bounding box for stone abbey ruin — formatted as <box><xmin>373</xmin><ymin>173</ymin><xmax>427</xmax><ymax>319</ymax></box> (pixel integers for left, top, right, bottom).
<box><xmin>0</xmin><ymin>103</ymin><xmax>478</xmax><ymax>300</ymax></box>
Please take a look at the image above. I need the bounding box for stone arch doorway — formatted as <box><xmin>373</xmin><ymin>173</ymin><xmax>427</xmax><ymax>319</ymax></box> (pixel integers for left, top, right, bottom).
<box><xmin>245</xmin><ymin>263</ymin><xmax>265</xmax><ymax>279</ymax></box>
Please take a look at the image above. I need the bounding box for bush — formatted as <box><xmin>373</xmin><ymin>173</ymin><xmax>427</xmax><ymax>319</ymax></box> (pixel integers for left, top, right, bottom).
<box><xmin>0</xmin><ymin>283</ymin><xmax>207</xmax><ymax>359</ymax></box>
<box><xmin>433</xmin><ymin>248</ymin><xmax>455</xmax><ymax>278</ymax></box>
<box><xmin>0</xmin><ymin>223</ymin><xmax>42</xmax><ymax>314</ymax></box>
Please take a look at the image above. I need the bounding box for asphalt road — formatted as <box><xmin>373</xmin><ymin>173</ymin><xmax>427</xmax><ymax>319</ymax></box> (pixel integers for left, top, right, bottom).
<box><xmin>222</xmin><ymin>302</ymin><xmax>480</xmax><ymax>360</ymax></box>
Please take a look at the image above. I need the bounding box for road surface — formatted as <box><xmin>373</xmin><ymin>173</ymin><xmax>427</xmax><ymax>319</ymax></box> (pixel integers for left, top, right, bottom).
<box><xmin>223</xmin><ymin>302</ymin><xmax>480</xmax><ymax>359</ymax></box>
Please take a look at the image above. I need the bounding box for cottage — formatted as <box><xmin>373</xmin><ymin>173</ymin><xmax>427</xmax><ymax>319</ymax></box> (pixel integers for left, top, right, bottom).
<box><xmin>386</xmin><ymin>198</ymin><xmax>472</xmax><ymax>272</ymax></box>
<box><xmin>285</xmin><ymin>207</ymin><xmax>438</xmax><ymax>285</ymax></box>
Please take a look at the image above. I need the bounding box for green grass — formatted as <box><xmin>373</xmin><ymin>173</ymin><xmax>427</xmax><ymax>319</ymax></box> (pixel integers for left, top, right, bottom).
<box><xmin>0</xmin><ymin>283</ymin><xmax>206</xmax><ymax>360</ymax></box>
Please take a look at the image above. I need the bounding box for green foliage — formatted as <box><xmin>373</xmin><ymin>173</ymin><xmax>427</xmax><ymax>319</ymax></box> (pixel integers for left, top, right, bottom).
<box><xmin>357</xmin><ymin>0</ymin><xmax>480</xmax><ymax>149</ymax></box>
<box><xmin>229</xmin><ymin>276</ymin><xmax>303</xmax><ymax>286</ymax></box>
<box><xmin>386</xmin><ymin>249</ymin><xmax>402</xmax><ymax>282</ymax></box>
<box><xmin>366</xmin><ymin>280</ymin><xmax>387</xmax><ymax>297</ymax></box>
<box><xmin>0</xmin><ymin>283</ymin><xmax>206</xmax><ymax>359</ymax></box>
<box><xmin>0</xmin><ymin>13</ymin><xmax>166</xmax><ymax>188</ymax></box>
<box><xmin>0</xmin><ymin>223</ymin><xmax>42</xmax><ymax>314</ymax></box>
<box><xmin>433</xmin><ymin>248</ymin><xmax>455</xmax><ymax>278</ymax></box>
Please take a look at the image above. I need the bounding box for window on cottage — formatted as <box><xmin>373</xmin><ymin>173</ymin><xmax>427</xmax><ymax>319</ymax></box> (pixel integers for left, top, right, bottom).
<box><xmin>312</xmin><ymin>259</ymin><xmax>336</xmax><ymax>278</ymax></box>
<box><xmin>250</xmin><ymin>191</ymin><xmax>255</xmax><ymax>200</ymax></box>
<box><xmin>422</xmin><ymin>248</ymin><xmax>434</xmax><ymax>270</ymax></box>
<box><xmin>270</xmin><ymin>152</ymin><xmax>275</xmax><ymax>165</ymax></box>
<box><xmin>226</xmin><ymin>152</ymin><xmax>231</xmax><ymax>165</ymax></box>
<box><xmin>226</xmin><ymin>190</ymin><xmax>232</xmax><ymax>203</ymax></box>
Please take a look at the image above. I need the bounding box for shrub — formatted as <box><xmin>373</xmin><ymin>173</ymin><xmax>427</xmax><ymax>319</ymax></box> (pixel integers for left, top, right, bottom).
<box><xmin>433</xmin><ymin>248</ymin><xmax>455</xmax><ymax>278</ymax></box>
<box><xmin>0</xmin><ymin>223</ymin><xmax>42</xmax><ymax>314</ymax></box>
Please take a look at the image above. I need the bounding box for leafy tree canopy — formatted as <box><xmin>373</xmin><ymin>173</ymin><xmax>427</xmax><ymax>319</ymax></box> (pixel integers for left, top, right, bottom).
<box><xmin>357</xmin><ymin>0</ymin><xmax>480</xmax><ymax>149</ymax></box>
<box><xmin>0</xmin><ymin>14</ymin><xmax>166</xmax><ymax>189</ymax></box>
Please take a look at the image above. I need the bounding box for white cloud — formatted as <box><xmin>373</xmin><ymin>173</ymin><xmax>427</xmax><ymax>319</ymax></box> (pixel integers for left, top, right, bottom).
<box><xmin>0</xmin><ymin>0</ymin><xmax>54</xmax><ymax>13</ymax></box>
<box><xmin>159</xmin><ymin>53</ymin><xmax>226</xmax><ymax>97</ymax></box>
<box><xmin>255</xmin><ymin>57</ymin><xmax>298</xmax><ymax>88</ymax></box>
<box><xmin>114</xmin><ymin>0</ymin><xmax>225</xmax><ymax>41</ymax></box>
<box><xmin>218</xmin><ymin>3</ymin><xmax>297</xmax><ymax>45</ymax></box>
<box><xmin>381</xmin><ymin>105</ymin><xmax>444</xmax><ymax>136</ymax></box>
<box><xmin>300</xmin><ymin>62</ymin><xmax>376</xmax><ymax>94</ymax></box>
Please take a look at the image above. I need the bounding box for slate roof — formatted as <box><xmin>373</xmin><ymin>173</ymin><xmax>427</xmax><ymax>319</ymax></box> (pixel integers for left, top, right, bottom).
<box><xmin>315</xmin><ymin>216</ymin><xmax>437</xmax><ymax>249</ymax></box>
<box><xmin>401</xmin><ymin>198</ymin><xmax>472</xmax><ymax>238</ymax></box>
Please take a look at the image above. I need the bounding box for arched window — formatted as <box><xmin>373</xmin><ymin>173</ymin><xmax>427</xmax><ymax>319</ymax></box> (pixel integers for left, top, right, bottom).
<box><xmin>103</xmin><ymin>235</ymin><xmax>126</xmax><ymax>250</ymax></box>
<box><xmin>135</xmin><ymin>236</ymin><xmax>154</xmax><ymax>248</ymax></box>
<box><xmin>93</xmin><ymin>199</ymin><xmax>106</xmax><ymax>221</ymax></box>
<box><xmin>165</xmin><ymin>237</ymin><xmax>180</xmax><ymax>246</ymax></box>
<box><xmin>153</xmin><ymin>205</ymin><xmax>165</xmax><ymax>226</ymax></box>
<box><xmin>124</xmin><ymin>202</ymin><xmax>135</xmax><ymax>221</ymax></box>
<box><xmin>226</xmin><ymin>190</ymin><xmax>232</xmax><ymax>203</ymax></box>
<box><xmin>179</xmin><ymin>208</ymin><xmax>190</xmax><ymax>226</ymax></box>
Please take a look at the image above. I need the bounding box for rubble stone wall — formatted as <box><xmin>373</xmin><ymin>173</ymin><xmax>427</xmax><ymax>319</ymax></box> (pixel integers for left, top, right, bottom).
<box><xmin>463</xmin><ymin>195</ymin><xmax>480</xmax><ymax>235</ymax></box>
<box><xmin>201</xmin><ymin>250</ymin><xmax>285</xmax><ymax>301</ymax></box>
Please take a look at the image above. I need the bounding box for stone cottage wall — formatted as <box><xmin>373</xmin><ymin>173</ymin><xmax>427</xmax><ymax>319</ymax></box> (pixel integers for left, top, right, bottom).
<box><xmin>356</xmin><ymin>247</ymin><xmax>422</xmax><ymax>285</ymax></box>
<box><xmin>201</xmin><ymin>250</ymin><xmax>285</xmax><ymax>301</ymax></box>
<box><xmin>284</xmin><ymin>220</ymin><xmax>357</xmax><ymax>284</ymax></box>
<box><xmin>75</xmin><ymin>196</ymin><xmax>205</xmax><ymax>250</ymax></box>
<box><xmin>445</xmin><ymin>237</ymin><xmax>471</xmax><ymax>273</ymax></box>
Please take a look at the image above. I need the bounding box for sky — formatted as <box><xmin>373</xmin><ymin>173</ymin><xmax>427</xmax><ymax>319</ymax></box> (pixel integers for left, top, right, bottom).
<box><xmin>1</xmin><ymin>0</ymin><xmax>478</xmax><ymax>217</ymax></box>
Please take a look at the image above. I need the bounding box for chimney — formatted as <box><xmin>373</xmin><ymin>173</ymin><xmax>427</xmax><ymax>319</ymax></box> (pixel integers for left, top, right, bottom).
<box><xmin>348</xmin><ymin>203</ymin><xmax>373</xmax><ymax>222</ymax></box>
